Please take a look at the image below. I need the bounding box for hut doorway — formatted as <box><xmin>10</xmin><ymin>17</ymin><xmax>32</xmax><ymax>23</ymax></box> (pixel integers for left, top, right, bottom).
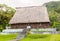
<box><xmin>26</xmin><ymin>24</ymin><xmax>31</xmax><ymax>31</ymax></box>
<box><xmin>26</xmin><ymin>24</ymin><xmax>31</xmax><ymax>29</ymax></box>
<box><xmin>26</xmin><ymin>25</ymin><xmax>31</xmax><ymax>29</ymax></box>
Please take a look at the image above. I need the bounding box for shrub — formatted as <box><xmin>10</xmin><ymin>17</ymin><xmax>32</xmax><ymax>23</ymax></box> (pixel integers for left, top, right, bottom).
<box><xmin>25</xmin><ymin>31</ymin><xmax>31</xmax><ymax>37</ymax></box>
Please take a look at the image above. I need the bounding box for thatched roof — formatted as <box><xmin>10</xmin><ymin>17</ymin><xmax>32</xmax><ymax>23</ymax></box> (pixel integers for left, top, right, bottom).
<box><xmin>9</xmin><ymin>6</ymin><xmax>50</xmax><ymax>24</ymax></box>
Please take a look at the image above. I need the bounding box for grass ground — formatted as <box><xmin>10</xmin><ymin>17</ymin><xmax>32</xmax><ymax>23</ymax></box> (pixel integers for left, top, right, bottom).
<box><xmin>0</xmin><ymin>34</ymin><xmax>17</xmax><ymax>41</ymax></box>
<box><xmin>50</xmin><ymin>34</ymin><xmax>60</xmax><ymax>41</ymax></box>
<box><xmin>0</xmin><ymin>34</ymin><xmax>60</xmax><ymax>41</ymax></box>
<box><xmin>20</xmin><ymin>34</ymin><xmax>60</xmax><ymax>41</ymax></box>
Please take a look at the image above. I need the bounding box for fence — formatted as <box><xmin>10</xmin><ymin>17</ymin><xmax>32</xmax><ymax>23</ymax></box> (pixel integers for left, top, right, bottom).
<box><xmin>0</xmin><ymin>28</ymin><xmax>58</xmax><ymax>34</ymax></box>
<box><xmin>30</xmin><ymin>28</ymin><xmax>56</xmax><ymax>34</ymax></box>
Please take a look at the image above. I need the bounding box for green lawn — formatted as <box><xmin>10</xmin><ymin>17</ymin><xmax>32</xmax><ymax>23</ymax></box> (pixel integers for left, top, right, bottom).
<box><xmin>20</xmin><ymin>34</ymin><xmax>60</xmax><ymax>41</ymax></box>
<box><xmin>50</xmin><ymin>34</ymin><xmax>60</xmax><ymax>41</ymax></box>
<box><xmin>0</xmin><ymin>34</ymin><xmax>60</xmax><ymax>41</ymax></box>
<box><xmin>0</xmin><ymin>34</ymin><xmax>17</xmax><ymax>41</ymax></box>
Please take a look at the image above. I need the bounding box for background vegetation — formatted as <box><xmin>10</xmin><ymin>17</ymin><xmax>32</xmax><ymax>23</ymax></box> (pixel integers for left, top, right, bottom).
<box><xmin>0</xmin><ymin>4</ymin><xmax>15</xmax><ymax>31</ymax></box>
<box><xmin>44</xmin><ymin>1</ymin><xmax>60</xmax><ymax>30</ymax></box>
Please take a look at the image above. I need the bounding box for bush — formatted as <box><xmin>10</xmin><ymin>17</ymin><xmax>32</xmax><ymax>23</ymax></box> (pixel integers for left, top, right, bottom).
<box><xmin>25</xmin><ymin>31</ymin><xmax>31</xmax><ymax>37</ymax></box>
<box><xmin>26</xmin><ymin>34</ymin><xmax>50</xmax><ymax>39</ymax></box>
<box><xmin>26</xmin><ymin>31</ymin><xmax>31</xmax><ymax>35</ymax></box>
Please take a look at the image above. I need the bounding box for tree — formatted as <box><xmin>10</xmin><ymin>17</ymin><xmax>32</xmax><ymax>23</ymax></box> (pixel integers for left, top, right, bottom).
<box><xmin>45</xmin><ymin>1</ymin><xmax>60</xmax><ymax>30</ymax></box>
<box><xmin>0</xmin><ymin>4</ymin><xmax>16</xmax><ymax>29</ymax></box>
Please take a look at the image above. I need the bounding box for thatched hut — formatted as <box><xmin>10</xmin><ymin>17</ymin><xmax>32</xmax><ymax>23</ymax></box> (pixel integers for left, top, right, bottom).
<box><xmin>9</xmin><ymin>6</ymin><xmax>50</xmax><ymax>29</ymax></box>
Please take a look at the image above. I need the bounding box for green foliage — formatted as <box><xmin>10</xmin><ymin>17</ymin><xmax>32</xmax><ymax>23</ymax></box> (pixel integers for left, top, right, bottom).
<box><xmin>26</xmin><ymin>31</ymin><xmax>31</xmax><ymax>35</ymax></box>
<box><xmin>25</xmin><ymin>30</ymin><xmax>31</xmax><ymax>37</ymax></box>
<box><xmin>44</xmin><ymin>1</ymin><xmax>60</xmax><ymax>30</ymax></box>
<box><xmin>0</xmin><ymin>4</ymin><xmax>16</xmax><ymax>29</ymax></box>
<box><xmin>0</xmin><ymin>25</ymin><xmax>3</xmax><ymax>32</ymax></box>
